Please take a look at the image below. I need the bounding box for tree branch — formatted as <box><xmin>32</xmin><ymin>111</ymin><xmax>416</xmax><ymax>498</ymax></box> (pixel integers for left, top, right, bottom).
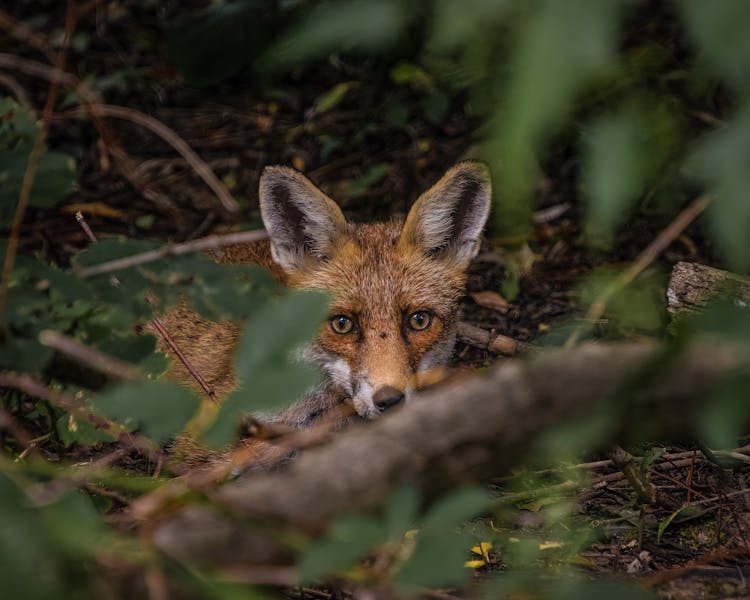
<box><xmin>151</xmin><ymin>340</ymin><xmax>744</xmax><ymax>568</ymax></box>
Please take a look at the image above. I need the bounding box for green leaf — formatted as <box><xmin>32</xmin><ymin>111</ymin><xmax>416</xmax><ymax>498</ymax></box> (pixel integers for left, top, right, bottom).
<box><xmin>0</xmin><ymin>99</ymin><xmax>76</xmax><ymax>220</ymax></box>
<box><xmin>657</xmin><ymin>506</ymin><xmax>687</xmax><ymax>544</ymax></box>
<box><xmin>394</xmin><ymin>529</ymin><xmax>475</xmax><ymax>588</ymax></box>
<box><xmin>348</xmin><ymin>163</ymin><xmax>390</xmax><ymax>196</ymax></box>
<box><xmin>73</xmin><ymin>238</ymin><xmax>162</xmax><ymax>269</ymax></box>
<box><xmin>0</xmin><ymin>149</ymin><xmax>77</xmax><ymax>218</ymax></box>
<box><xmin>202</xmin><ymin>291</ymin><xmax>328</xmax><ymax>446</ymax></box>
<box><xmin>94</xmin><ymin>380</ymin><xmax>200</xmax><ymax>443</ymax></box>
<box><xmin>56</xmin><ymin>412</ymin><xmax>115</xmax><ymax>446</ymax></box>
<box><xmin>0</xmin><ymin>474</ymin><xmax>68</xmax><ymax>599</ymax></box>
<box><xmin>577</xmin><ymin>268</ymin><xmax>665</xmax><ymax>336</ymax></box>
<box><xmin>299</xmin><ymin>515</ymin><xmax>384</xmax><ymax>583</ymax></box>
<box><xmin>40</xmin><ymin>491</ymin><xmax>110</xmax><ymax>556</ymax></box>
<box><xmin>311</xmin><ymin>82</ymin><xmax>353</xmax><ymax>116</ymax></box>
<box><xmin>684</xmin><ymin>106</ymin><xmax>750</xmax><ymax>272</ymax></box>
<box><xmin>261</xmin><ymin>0</ymin><xmax>408</xmax><ymax>72</ymax></box>
<box><xmin>583</xmin><ymin>113</ymin><xmax>646</xmax><ymax>241</ymax></box>
<box><xmin>490</xmin><ymin>0</ymin><xmax>625</xmax><ymax>234</ymax></box>
<box><xmin>552</xmin><ymin>579</ymin><xmax>657</xmax><ymax>600</ymax></box>
<box><xmin>584</xmin><ymin>99</ymin><xmax>681</xmax><ymax>244</ymax></box>
<box><xmin>392</xmin><ymin>487</ymin><xmax>490</xmax><ymax>587</ymax></box>
<box><xmin>421</xmin><ymin>486</ymin><xmax>489</xmax><ymax>531</ymax></box>
<box><xmin>234</xmin><ymin>291</ymin><xmax>329</xmax><ymax>376</ymax></box>
<box><xmin>424</xmin><ymin>88</ymin><xmax>450</xmax><ymax>125</ymax></box>
<box><xmin>165</xmin><ymin>1</ymin><xmax>281</xmax><ymax>86</ymax></box>
<box><xmin>697</xmin><ymin>372</ymin><xmax>750</xmax><ymax>449</ymax></box>
<box><xmin>430</xmin><ymin>0</ymin><xmax>512</xmax><ymax>51</ymax></box>
<box><xmin>679</xmin><ymin>0</ymin><xmax>750</xmax><ymax>95</ymax></box>
<box><xmin>0</xmin><ymin>336</ymin><xmax>53</xmax><ymax>371</ymax></box>
<box><xmin>384</xmin><ymin>484</ymin><xmax>420</xmax><ymax>539</ymax></box>
<box><xmin>96</xmin><ymin>332</ymin><xmax>157</xmax><ymax>364</ymax></box>
<box><xmin>390</xmin><ymin>62</ymin><xmax>432</xmax><ymax>86</ymax></box>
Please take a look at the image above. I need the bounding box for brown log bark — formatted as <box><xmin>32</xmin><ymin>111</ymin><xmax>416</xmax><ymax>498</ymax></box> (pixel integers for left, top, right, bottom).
<box><xmin>152</xmin><ymin>341</ymin><xmax>743</xmax><ymax>569</ymax></box>
<box><xmin>667</xmin><ymin>261</ymin><xmax>750</xmax><ymax>318</ymax></box>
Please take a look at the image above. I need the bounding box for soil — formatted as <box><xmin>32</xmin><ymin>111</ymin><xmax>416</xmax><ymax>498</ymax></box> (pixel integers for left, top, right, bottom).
<box><xmin>2</xmin><ymin>2</ymin><xmax>749</xmax><ymax>599</ymax></box>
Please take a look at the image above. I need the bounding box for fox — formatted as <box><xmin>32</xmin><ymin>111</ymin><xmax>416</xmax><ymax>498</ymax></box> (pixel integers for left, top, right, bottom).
<box><xmin>157</xmin><ymin>161</ymin><xmax>491</xmax><ymax>433</ymax></box>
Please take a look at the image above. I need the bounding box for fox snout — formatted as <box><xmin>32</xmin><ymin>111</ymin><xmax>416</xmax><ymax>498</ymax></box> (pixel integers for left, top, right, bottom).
<box><xmin>372</xmin><ymin>385</ymin><xmax>405</xmax><ymax>412</ymax></box>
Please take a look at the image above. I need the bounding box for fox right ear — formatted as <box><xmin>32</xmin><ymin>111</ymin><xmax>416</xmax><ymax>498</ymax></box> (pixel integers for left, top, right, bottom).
<box><xmin>399</xmin><ymin>161</ymin><xmax>491</xmax><ymax>269</ymax></box>
<box><xmin>259</xmin><ymin>166</ymin><xmax>348</xmax><ymax>273</ymax></box>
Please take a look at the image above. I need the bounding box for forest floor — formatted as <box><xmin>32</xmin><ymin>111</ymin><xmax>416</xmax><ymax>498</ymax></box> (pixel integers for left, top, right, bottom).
<box><xmin>3</xmin><ymin>2</ymin><xmax>750</xmax><ymax>599</ymax></box>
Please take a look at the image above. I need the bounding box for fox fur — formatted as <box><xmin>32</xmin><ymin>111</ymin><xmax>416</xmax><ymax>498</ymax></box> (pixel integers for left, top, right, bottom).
<box><xmin>157</xmin><ymin>161</ymin><xmax>491</xmax><ymax>433</ymax></box>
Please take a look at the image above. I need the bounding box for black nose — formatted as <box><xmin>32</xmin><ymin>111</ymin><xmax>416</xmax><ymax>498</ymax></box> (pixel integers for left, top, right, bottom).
<box><xmin>373</xmin><ymin>386</ymin><xmax>404</xmax><ymax>411</ymax></box>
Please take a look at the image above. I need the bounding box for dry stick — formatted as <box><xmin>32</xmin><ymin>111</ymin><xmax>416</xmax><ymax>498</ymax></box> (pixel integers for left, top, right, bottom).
<box><xmin>0</xmin><ymin>371</ymin><xmax>124</xmax><ymax>437</ymax></box>
<box><xmin>28</xmin><ymin>447</ymin><xmax>130</xmax><ymax>507</ymax></box>
<box><xmin>0</xmin><ymin>370</ymin><xmax>164</xmax><ymax>465</ymax></box>
<box><xmin>80</xmin><ymin>104</ymin><xmax>239</xmax><ymax>213</ymax></box>
<box><xmin>0</xmin><ymin>53</ymin><xmax>238</xmax><ymax>214</ymax></box>
<box><xmin>609</xmin><ymin>445</ymin><xmax>660</xmax><ymax>505</ymax></box>
<box><xmin>0</xmin><ymin>9</ymin><xmax>56</xmax><ymax>62</ymax></box>
<box><xmin>685</xmin><ymin>450</ymin><xmax>697</xmax><ymax>504</ymax></box>
<box><xmin>75</xmin><ymin>229</ymin><xmax>269</xmax><ymax>278</ymax></box>
<box><xmin>0</xmin><ymin>405</ymin><xmax>35</xmax><ymax>452</ymax></box>
<box><xmin>216</xmin><ymin>566</ymin><xmax>297</xmax><ymax>588</ymax></box>
<box><xmin>75</xmin><ymin>211</ymin><xmax>215</xmax><ymax>398</ymax></box>
<box><xmin>456</xmin><ymin>321</ymin><xmax>532</xmax><ymax>356</ymax></box>
<box><xmin>492</xmin><ymin>445</ymin><xmax>750</xmax><ymax>485</ymax></box>
<box><xmin>149</xmin><ymin>315</ymin><xmax>216</xmax><ymax>399</ymax></box>
<box><xmin>649</xmin><ymin>469</ymin><xmax>709</xmax><ymax>500</ymax></box>
<box><xmin>38</xmin><ymin>329</ymin><xmax>143</xmax><ymax>382</ymax></box>
<box><xmin>564</xmin><ymin>195</ymin><xmax>711</xmax><ymax>348</ymax></box>
<box><xmin>0</xmin><ymin>71</ymin><xmax>33</xmax><ymax>108</ymax></box>
<box><xmin>0</xmin><ymin>7</ymin><xmax>76</xmax><ymax>333</ymax></box>
<box><xmin>75</xmin><ymin>210</ymin><xmax>98</xmax><ymax>242</ymax></box>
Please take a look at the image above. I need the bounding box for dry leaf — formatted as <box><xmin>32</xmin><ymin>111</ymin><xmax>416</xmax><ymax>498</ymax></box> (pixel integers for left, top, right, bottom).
<box><xmin>470</xmin><ymin>290</ymin><xmax>510</xmax><ymax>314</ymax></box>
<box><xmin>64</xmin><ymin>202</ymin><xmax>123</xmax><ymax>219</ymax></box>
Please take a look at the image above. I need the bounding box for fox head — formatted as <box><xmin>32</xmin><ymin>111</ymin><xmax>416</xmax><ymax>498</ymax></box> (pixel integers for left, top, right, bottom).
<box><xmin>259</xmin><ymin>162</ymin><xmax>491</xmax><ymax>419</ymax></box>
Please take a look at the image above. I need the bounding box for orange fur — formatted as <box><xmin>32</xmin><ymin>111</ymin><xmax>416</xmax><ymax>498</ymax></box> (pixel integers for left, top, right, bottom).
<box><xmin>157</xmin><ymin>162</ymin><xmax>491</xmax><ymax>430</ymax></box>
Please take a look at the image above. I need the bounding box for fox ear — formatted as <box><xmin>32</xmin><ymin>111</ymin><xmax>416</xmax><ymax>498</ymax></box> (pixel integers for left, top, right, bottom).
<box><xmin>399</xmin><ymin>161</ymin><xmax>491</xmax><ymax>268</ymax></box>
<box><xmin>259</xmin><ymin>166</ymin><xmax>348</xmax><ymax>272</ymax></box>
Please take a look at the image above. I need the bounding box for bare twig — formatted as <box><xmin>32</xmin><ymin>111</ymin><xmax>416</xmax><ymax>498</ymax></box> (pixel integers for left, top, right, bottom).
<box><xmin>38</xmin><ymin>329</ymin><xmax>143</xmax><ymax>381</ymax></box>
<box><xmin>0</xmin><ymin>371</ymin><xmax>163</xmax><ymax>462</ymax></box>
<box><xmin>150</xmin><ymin>315</ymin><xmax>215</xmax><ymax>399</ymax></box>
<box><xmin>564</xmin><ymin>195</ymin><xmax>711</xmax><ymax>348</ymax></box>
<box><xmin>75</xmin><ymin>210</ymin><xmax>98</xmax><ymax>243</ymax></box>
<box><xmin>0</xmin><ymin>371</ymin><xmax>123</xmax><ymax>436</ymax></box>
<box><xmin>0</xmin><ymin>71</ymin><xmax>33</xmax><ymax>108</ymax></box>
<box><xmin>0</xmin><ymin>52</ymin><xmax>76</xmax><ymax>87</ymax></box>
<box><xmin>0</xmin><ymin>9</ymin><xmax>56</xmax><ymax>62</ymax></box>
<box><xmin>456</xmin><ymin>322</ymin><xmax>531</xmax><ymax>356</ymax></box>
<box><xmin>609</xmin><ymin>445</ymin><xmax>660</xmax><ymax>505</ymax></box>
<box><xmin>216</xmin><ymin>566</ymin><xmax>297</xmax><ymax>587</ymax></box>
<box><xmin>79</xmin><ymin>104</ymin><xmax>239</xmax><ymax>213</ymax></box>
<box><xmin>0</xmin><ymin>52</ymin><xmax>238</xmax><ymax>214</ymax></box>
<box><xmin>75</xmin><ymin>229</ymin><xmax>268</xmax><ymax>278</ymax></box>
<box><xmin>0</xmin><ymin>405</ymin><xmax>35</xmax><ymax>452</ymax></box>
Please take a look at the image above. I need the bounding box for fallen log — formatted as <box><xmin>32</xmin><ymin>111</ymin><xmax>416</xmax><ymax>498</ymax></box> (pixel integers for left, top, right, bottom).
<box><xmin>152</xmin><ymin>341</ymin><xmax>744</xmax><ymax>569</ymax></box>
<box><xmin>667</xmin><ymin>261</ymin><xmax>750</xmax><ymax>318</ymax></box>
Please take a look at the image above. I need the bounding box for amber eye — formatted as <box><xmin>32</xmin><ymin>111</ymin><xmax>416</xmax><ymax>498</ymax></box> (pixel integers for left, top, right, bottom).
<box><xmin>407</xmin><ymin>310</ymin><xmax>432</xmax><ymax>331</ymax></box>
<box><xmin>330</xmin><ymin>315</ymin><xmax>355</xmax><ymax>334</ymax></box>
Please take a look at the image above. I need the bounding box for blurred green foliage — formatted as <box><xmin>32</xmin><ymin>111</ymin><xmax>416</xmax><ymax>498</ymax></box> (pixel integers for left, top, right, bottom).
<box><xmin>0</xmin><ymin>99</ymin><xmax>77</xmax><ymax>225</ymax></box>
<box><xmin>1</xmin><ymin>0</ymin><xmax>750</xmax><ymax>597</ymax></box>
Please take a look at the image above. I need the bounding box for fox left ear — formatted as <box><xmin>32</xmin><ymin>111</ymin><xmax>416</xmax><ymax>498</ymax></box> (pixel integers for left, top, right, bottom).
<box><xmin>399</xmin><ymin>161</ymin><xmax>491</xmax><ymax>268</ymax></box>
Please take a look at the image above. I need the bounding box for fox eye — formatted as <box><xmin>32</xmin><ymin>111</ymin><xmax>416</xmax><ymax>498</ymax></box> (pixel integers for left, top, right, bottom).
<box><xmin>407</xmin><ymin>310</ymin><xmax>432</xmax><ymax>331</ymax></box>
<box><xmin>330</xmin><ymin>315</ymin><xmax>355</xmax><ymax>334</ymax></box>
